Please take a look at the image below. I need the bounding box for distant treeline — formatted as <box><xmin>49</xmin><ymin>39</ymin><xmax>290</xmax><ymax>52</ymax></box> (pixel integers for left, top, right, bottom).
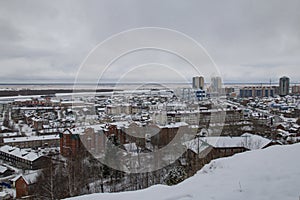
<box><xmin>0</xmin><ymin>89</ymin><xmax>114</xmax><ymax>97</ymax></box>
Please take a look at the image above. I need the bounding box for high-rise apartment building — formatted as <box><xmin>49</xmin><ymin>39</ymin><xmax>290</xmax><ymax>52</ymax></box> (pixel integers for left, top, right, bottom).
<box><xmin>192</xmin><ymin>76</ymin><xmax>204</xmax><ymax>89</ymax></box>
<box><xmin>210</xmin><ymin>76</ymin><xmax>222</xmax><ymax>92</ymax></box>
<box><xmin>279</xmin><ymin>76</ymin><xmax>290</xmax><ymax>96</ymax></box>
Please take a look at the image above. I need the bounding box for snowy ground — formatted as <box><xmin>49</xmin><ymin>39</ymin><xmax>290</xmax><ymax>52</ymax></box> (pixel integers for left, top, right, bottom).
<box><xmin>69</xmin><ymin>143</ymin><xmax>300</xmax><ymax>200</ymax></box>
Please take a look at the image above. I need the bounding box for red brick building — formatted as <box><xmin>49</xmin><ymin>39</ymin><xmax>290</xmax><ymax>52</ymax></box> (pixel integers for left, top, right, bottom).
<box><xmin>15</xmin><ymin>176</ymin><xmax>28</xmax><ymax>198</ymax></box>
<box><xmin>60</xmin><ymin>127</ymin><xmax>107</xmax><ymax>157</ymax></box>
<box><xmin>60</xmin><ymin>128</ymin><xmax>83</xmax><ymax>157</ymax></box>
<box><xmin>11</xmin><ymin>172</ymin><xmax>38</xmax><ymax>199</ymax></box>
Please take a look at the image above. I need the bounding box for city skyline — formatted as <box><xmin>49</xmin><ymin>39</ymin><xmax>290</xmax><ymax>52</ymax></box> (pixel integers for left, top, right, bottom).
<box><xmin>0</xmin><ymin>1</ymin><xmax>299</xmax><ymax>199</ymax></box>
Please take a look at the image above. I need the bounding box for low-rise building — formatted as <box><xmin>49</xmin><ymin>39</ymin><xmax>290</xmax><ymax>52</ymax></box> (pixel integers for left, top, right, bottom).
<box><xmin>11</xmin><ymin>172</ymin><xmax>39</xmax><ymax>199</ymax></box>
<box><xmin>0</xmin><ymin>145</ymin><xmax>50</xmax><ymax>169</ymax></box>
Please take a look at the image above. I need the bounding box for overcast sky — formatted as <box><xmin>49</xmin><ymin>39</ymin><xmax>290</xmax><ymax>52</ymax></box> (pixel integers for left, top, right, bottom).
<box><xmin>0</xmin><ymin>0</ymin><xmax>299</xmax><ymax>84</ymax></box>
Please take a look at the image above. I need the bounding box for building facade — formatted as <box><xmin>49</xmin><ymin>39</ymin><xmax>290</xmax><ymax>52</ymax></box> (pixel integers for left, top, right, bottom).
<box><xmin>239</xmin><ymin>86</ymin><xmax>277</xmax><ymax>98</ymax></box>
<box><xmin>279</xmin><ymin>76</ymin><xmax>290</xmax><ymax>96</ymax></box>
<box><xmin>292</xmin><ymin>85</ymin><xmax>300</xmax><ymax>95</ymax></box>
<box><xmin>192</xmin><ymin>76</ymin><xmax>204</xmax><ymax>89</ymax></box>
<box><xmin>60</xmin><ymin>128</ymin><xmax>84</xmax><ymax>157</ymax></box>
<box><xmin>210</xmin><ymin>76</ymin><xmax>222</xmax><ymax>92</ymax></box>
<box><xmin>0</xmin><ymin>145</ymin><xmax>50</xmax><ymax>169</ymax></box>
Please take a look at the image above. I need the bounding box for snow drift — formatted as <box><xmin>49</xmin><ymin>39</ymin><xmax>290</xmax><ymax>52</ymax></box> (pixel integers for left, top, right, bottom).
<box><xmin>69</xmin><ymin>143</ymin><xmax>300</xmax><ymax>200</ymax></box>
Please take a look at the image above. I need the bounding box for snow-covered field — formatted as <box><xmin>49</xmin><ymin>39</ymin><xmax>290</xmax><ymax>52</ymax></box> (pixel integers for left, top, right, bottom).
<box><xmin>69</xmin><ymin>143</ymin><xmax>300</xmax><ymax>200</ymax></box>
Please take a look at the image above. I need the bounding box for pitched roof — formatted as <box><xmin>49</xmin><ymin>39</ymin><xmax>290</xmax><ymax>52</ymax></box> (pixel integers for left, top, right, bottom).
<box><xmin>199</xmin><ymin>134</ymin><xmax>273</xmax><ymax>150</ymax></box>
<box><xmin>11</xmin><ymin>172</ymin><xmax>39</xmax><ymax>185</ymax></box>
<box><xmin>184</xmin><ymin>138</ymin><xmax>211</xmax><ymax>154</ymax></box>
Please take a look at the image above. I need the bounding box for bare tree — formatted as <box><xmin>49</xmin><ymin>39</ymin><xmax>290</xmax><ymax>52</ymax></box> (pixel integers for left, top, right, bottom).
<box><xmin>33</xmin><ymin>160</ymin><xmax>68</xmax><ymax>199</ymax></box>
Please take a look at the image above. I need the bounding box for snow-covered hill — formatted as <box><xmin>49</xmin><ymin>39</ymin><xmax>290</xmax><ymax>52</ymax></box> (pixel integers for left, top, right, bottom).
<box><xmin>69</xmin><ymin>143</ymin><xmax>300</xmax><ymax>200</ymax></box>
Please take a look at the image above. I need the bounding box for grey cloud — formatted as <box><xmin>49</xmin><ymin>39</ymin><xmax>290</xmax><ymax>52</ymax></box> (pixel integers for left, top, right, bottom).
<box><xmin>0</xmin><ymin>0</ymin><xmax>299</xmax><ymax>83</ymax></box>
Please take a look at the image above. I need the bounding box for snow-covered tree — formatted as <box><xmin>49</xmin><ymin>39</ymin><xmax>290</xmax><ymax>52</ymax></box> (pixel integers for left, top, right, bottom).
<box><xmin>164</xmin><ymin>166</ymin><xmax>187</xmax><ymax>186</ymax></box>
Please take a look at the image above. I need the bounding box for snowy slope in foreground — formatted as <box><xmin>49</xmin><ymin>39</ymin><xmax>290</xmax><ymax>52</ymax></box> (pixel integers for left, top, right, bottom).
<box><xmin>70</xmin><ymin>144</ymin><xmax>300</xmax><ymax>200</ymax></box>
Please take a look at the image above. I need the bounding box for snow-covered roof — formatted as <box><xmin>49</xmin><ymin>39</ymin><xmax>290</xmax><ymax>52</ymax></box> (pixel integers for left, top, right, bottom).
<box><xmin>31</xmin><ymin>117</ymin><xmax>43</xmax><ymax>122</ymax></box>
<box><xmin>3</xmin><ymin>135</ymin><xmax>59</xmax><ymax>143</ymax></box>
<box><xmin>184</xmin><ymin>138</ymin><xmax>211</xmax><ymax>154</ymax></box>
<box><xmin>167</xmin><ymin>110</ymin><xmax>200</xmax><ymax>115</ymax></box>
<box><xmin>13</xmin><ymin>98</ymin><xmax>32</xmax><ymax>102</ymax></box>
<box><xmin>276</xmin><ymin>129</ymin><xmax>292</xmax><ymax>137</ymax></box>
<box><xmin>292</xmin><ymin>124</ymin><xmax>300</xmax><ymax>129</ymax></box>
<box><xmin>64</xmin><ymin>127</ymin><xmax>85</xmax><ymax>135</ymax></box>
<box><xmin>61</xmin><ymin>101</ymin><xmax>84</xmax><ymax>105</ymax></box>
<box><xmin>241</xmin><ymin>133</ymin><xmax>273</xmax><ymax>150</ymax></box>
<box><xmin>0</xmin><ymin>145</ymin><xmax>44</xmax><ymax>162</ymax></box>
<box><xmin>0</xmin><ymin>132</ymin><xmax>19</xmax><ymax>137</ymax></box>
<box><xmin>42</xmin><ymin>124</ymin><xmax>51</xmax><ymax>129</ymax></box>
<box><xmin>0</xmin><ymin>191</ymin><xmax>10</xmax><ymax>198</ymax></box>
<box><xmin>280</xmin><ymin>116</ymin><xmax>297</xmax><ymax>123</ymax></box>
<box><xmin>0</xmin><ymin>165</ymin><xmax>8</xmax><ymax>173</ymax></box>
<box><xmin>123</xmin><ymin>143</ymin><xmax>138</xmax><ymax>155</ymax></box>
<box><xmin>110</xmin><ymin>121</ymin><xmax>130</xmax><ymax>128</ymax></box>
<box><xmin>200</xmin><ymin>134</ymin><xmax>272</xmax><ymax>150</ymax></box>
<box><xmin>201</xmin><ymin>137</ymin><xmax>245</xmax><ymax>148</ymax></box>
<box><xmin>11</xmin><ymin>171</ymin><xmax>39</xmax><ymax>185</ymax></box>
<box><xmin>18</xmin><ymin>107</ymin><xmax>54</xmax><ymax>110</ymax></box>
<box><xmin>64</xmin><ymin>124</ymin><xmax>106</xmax><ymax>135</ymax></box>
<box><xmin>157</xmin><ymin>122</ymin><xmax>188</xmax><ymax>129</ymax></box>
